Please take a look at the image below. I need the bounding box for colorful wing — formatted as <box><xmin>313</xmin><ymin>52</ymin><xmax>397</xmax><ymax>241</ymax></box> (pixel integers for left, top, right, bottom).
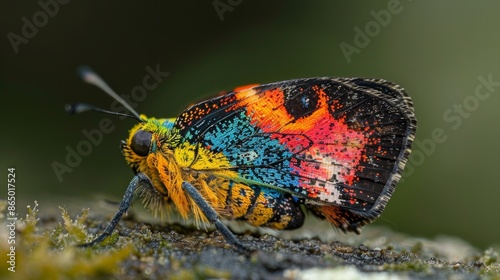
<box><xmin>172</xmin><ymin>77</ymin><xmax>416</xmax><ymax>221</ymax></box>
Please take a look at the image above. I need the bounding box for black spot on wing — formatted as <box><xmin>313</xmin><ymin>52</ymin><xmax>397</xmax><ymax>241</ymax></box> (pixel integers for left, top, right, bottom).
<box><xmin>283</xmin><ymin>85</ymin><xmax>320</xmax><ymax>119</ymax></box>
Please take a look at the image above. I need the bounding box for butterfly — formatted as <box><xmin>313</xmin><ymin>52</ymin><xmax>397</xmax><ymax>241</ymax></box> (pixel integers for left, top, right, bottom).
<box><xmin>69</xmin><ymin>70</ymin><xmax>417</xmax><ymax>253</ymax></box>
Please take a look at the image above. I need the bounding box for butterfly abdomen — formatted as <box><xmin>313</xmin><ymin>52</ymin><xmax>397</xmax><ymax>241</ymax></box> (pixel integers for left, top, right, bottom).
<box><xmin>219</xmin><ymin>181</ymin><xmax>305</xmax><ymax>230</ymax></box>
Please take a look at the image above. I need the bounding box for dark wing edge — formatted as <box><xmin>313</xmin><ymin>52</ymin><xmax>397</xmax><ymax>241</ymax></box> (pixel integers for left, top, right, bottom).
<box><xmin>340</xmin><ymin>77</ymin><xmax>417</xmax><ymax>219</ymax></box>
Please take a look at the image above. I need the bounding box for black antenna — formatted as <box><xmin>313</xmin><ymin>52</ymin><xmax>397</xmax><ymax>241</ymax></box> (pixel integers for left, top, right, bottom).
<box><xmin>67</xmin><ymin>66</ymin><xmax>143</xmax><ymax>121</ymax></box>
<box><xmin>65</xmin><ymin>103</ymin><xmax>142</xmax><ymax>122</ymax></box>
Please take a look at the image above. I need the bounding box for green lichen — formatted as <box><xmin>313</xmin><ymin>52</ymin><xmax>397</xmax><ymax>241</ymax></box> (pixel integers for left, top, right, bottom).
<box><xmin>59</xmin><ymin>206</ymin><xmax>88</xmax><ymax>243</ymax></box>
<box><xmin>0</xmin><ymin>201</ymin><xmax>132</xmax><ymax>280</ymax></box>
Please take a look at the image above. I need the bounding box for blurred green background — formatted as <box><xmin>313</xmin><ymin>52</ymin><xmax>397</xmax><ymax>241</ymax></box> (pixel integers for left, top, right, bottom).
<box><xmin>1</xmin><ymin>1</ymin><xmax>499</xmax><ymax>249</ymax></box>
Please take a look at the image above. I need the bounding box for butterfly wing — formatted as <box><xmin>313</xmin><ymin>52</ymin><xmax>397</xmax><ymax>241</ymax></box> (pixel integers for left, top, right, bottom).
<box><xmin>173</xmin><ymin>77</ymin><xmax>416</xmax><ymax>228</ymax></box>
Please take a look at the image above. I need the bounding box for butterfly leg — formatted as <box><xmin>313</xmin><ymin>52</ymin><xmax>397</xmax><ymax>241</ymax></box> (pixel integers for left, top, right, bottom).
<box><xmin>181</xmin><ymin>181</ymin><xmax>253</xmax><ymax>253</ymax></box>
<box><xmin>79</xmin><ymin>173</ymin><xmax>153</xmax><ymax>247</ymax></box>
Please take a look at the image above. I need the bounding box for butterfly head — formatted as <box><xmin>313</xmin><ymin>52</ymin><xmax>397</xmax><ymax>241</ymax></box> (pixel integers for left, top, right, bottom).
<box><xmin>122</xmin><ymin>116</ymin><xmax>177</xmax><ymax>174</ymax></box>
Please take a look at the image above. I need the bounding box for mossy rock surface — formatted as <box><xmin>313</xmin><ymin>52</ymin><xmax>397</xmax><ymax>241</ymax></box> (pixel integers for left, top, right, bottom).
<box><xmin>1</xmin><ymin>200</ymin><xmax>499</xmax><ymax>280</ymax></box>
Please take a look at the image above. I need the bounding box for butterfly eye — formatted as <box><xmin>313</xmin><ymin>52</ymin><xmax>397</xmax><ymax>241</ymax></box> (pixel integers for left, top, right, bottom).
<box><xmin>130</xmin><ymin>129</ymin><xmax>152</xmax><ymax>156</ymax></box>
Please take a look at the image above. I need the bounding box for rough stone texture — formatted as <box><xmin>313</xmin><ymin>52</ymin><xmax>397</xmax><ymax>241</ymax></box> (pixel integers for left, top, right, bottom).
<box><xmin>1</xmin><ymin>200</ymin><xmax>499</xmax><ymax>280</ymax></box>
